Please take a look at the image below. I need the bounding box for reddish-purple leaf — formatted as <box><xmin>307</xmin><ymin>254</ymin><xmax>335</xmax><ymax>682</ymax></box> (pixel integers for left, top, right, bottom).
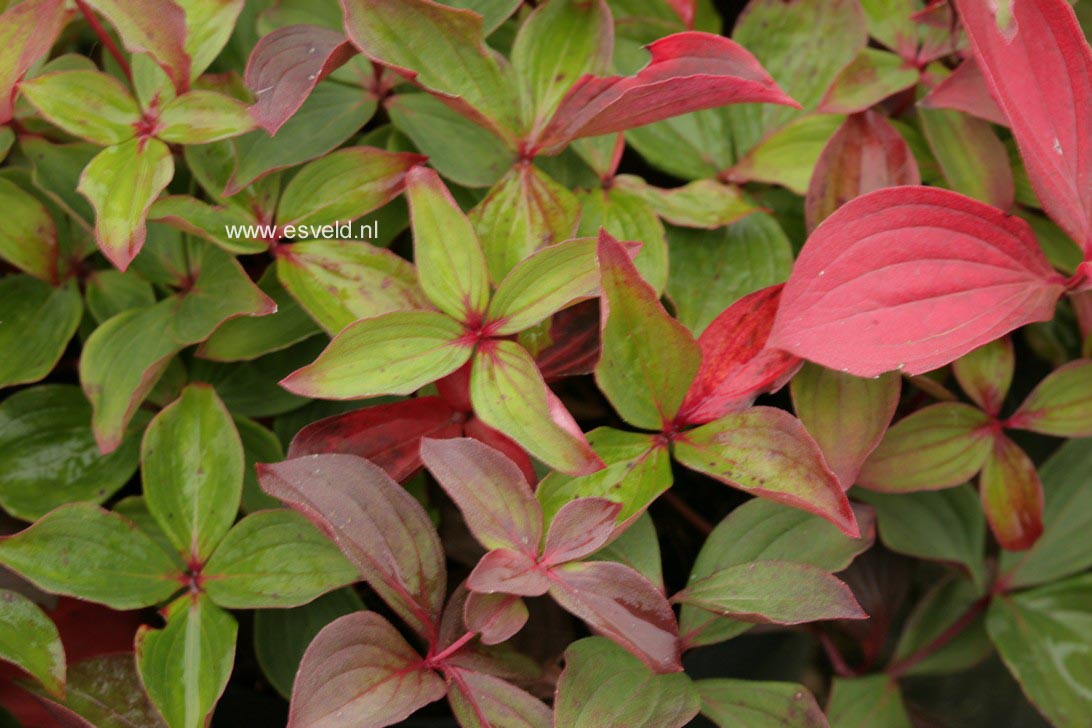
<box><xmin>548</xmin><ymin>561</ymin><xmax>681</xmax><ymax>673</ymax></box>
<box><xmin>446</xmin><ymin>667</ymin><xmax>552</xmax><ymax>728</ymax></box>
<box><xmin>769</xmin><ymin>187</ymin><xmax>1067</xmax><ymax>377</ymax></box>
<box><xmin>980</xmin><ymin>435</ymin><xmax>1044</xmax><ymax>551</ymax></box>
<box><xmin>535</xmin><ymin>300</ymin><xmax>601</xmax><ymax>381</ymax></box>
<box><xmin>532</xmin><ymin>32</ymin><xmax>799</xmax><ymax>153</ymax></box>
<box><xmin>419</xmin><ymin>437</ymin><xmax>543</xmax><ymax>554</ymax></box>
<box><xmin>919</xmin><ymin>57</ymin><xmax>1007</xmax><ymax>127</ymax></box>
<box><xmin>666</xmin><ymin>0</ymin><xmax>696</xmax><ymax>29</ymax></box>
<box><xmin>541</xmin><ymin>498</ymin><xmax>622</xmax><ymax>567</ymax></box>
<box><xmin>955</xmin><ymin>0</ymin><xmax>1092</xmax><ymax>254</ymax></box>
<box><xmin>952</xmin><ymin>337</ymin><xmax>1014</xmax><ymax>417</ymax></box>
<box><xmin>288</xmin><ymin>611</ymin><xmax>445</xmax><ymax>728</ymax></box>
<box><xmin>1008</xmin><ymin>359</ymin><xmax>1092</xmax><ymax>437</ymax></box>
<box><xmin>467</xmin><ymin>549</ymin><xmax>548</xmax><ymax>597</ymax></box>
<box><xmin>677</xmin><ymin>285</ymin><xmax>801</xmax><ymax>425</ymax></box>
<box><xmin>287</xmin><ymin>398</ymin><xmax>461</xmax><ymax>482</ymax></box>
<box><xmin>83</xmin><ymin>0</ymin><xmax>190</xmax><ymax>93</ymax></box>
<box><xmin>0</xmin><ymin>0</ymin><xmax>67</xmax><ymax>124</ymax></box>
<box><xmin>258</xmin><ymin>454</ymin><xmax>445</xmax><ymax>639</ymax></box>
<box><xmin>463</xmin><ymin>592</ymin><xmax>528</xmax><ymax>645</ymax></box>
<box><xmin>805</xmin><ymin>110</ymin><xmax>921</xmax><ymax>232</ymax></box>
<box><xmin>245</xmin><ymin>24</ymin><xmax>359</xmax><ymax>135</ymax></box>
<box><xmin>463</xmin><ymin>418</ymin><xmax>537</xmax><ymax>486</ymax></box>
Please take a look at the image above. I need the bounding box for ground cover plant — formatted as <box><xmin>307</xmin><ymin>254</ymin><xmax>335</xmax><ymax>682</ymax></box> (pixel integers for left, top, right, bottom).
<box><xmin>0</xmin><ymin>0</ymin><xmax>1089</xmax><ymax>726</ymax></box>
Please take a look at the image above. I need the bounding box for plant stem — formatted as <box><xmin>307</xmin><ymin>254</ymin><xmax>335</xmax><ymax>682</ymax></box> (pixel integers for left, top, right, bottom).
<box><xmin>886</xmin><ymin>595</ymin><xmax>990</xmax><ymax>678</ymax></box>
<box><xmin>815</xmin><ymin>630</ymin><xmax>857</xmax><ymax>678</ymax></box>
<box><xmin>428</xmin><ymin>631</ymin><xmax>476</xmax><ymax>666</ymax></box>
<box><xmin>662</xmin><ymin>491</ymin><xmax>713</xmax><ymax>536</ymax></box>
<box><xmin>74</xmin><ymin>0</ymin><xmax>132</xmax><ymax>82</ymax></box>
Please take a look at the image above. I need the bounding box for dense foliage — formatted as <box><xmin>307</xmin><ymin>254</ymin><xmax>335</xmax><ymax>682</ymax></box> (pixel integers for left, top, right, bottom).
<box><xmin>0</xmin><ymin>0</ymin><xmax>1090</xmax><ymax>726</ymax></box>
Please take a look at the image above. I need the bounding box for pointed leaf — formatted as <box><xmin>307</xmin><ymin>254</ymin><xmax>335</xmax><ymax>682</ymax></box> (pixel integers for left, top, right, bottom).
<box><xmin>676</xmin><ymin>407</ymin><xmax>857</xmax><ymax>535</ymax></box>
<box><xmin>280</xmin><ymin>310</ymin><xmax>471</xmax><ymax>399</ymax></box>
<box><xmin>464</xmin><ymin>593</ymin><xmax>528</xmax><ymax>645</ymax></box>
<box><xmin>82</xmin><ymin>0</ymin><xmax>190</xmax><ymax>93</ymax></box>
<box><xmin>0</xmin><ymin>503</ymin><xmax>181</xmax><ymax>609</ymax></box>
<box><xmin>20</xmin><ymin>70</ymin><xmax>140</xmax><ymax>146</ymax></box>
<box><xmin>78</xmin><ymin>138</ymin><xmax>174</xmax><ymax>271</ymax></box>
<box><xmin>258</xmin><ymin>454</ymin><xmax>445</xmax><ymax>637</ymax></box>
<box><xmin>858</xmin><ymin>403</ymin><xmax>993</xmax><ymax>492</ymax></box>
<box><xmin>467</xmin><ymin>548</ymin><xmax>548</xmax><ymax>597</ymax></box>
<box><xmin>1009</xmin><ymin>359</ymin><xmax>1092</xmax><ymax>437</ymax></box>
<box><xmin>0</xmin><ymin>176</ymin><xmax>58</xmax><ymax>281</ymax></box>
<box><xmin>534</xmin><ymin>32</ymin><xmax>799</xmax><ymax>152</ymax></box>
<box><xmin>446</xmin><ymin>668</ymin><xmax>552</xmax><ymax>728</ymax></box>
<box><xmin>726</xmin><ymin>114</ymin><xmax>846</xmax><ymax>195</ymax></box>
<box><xmin>678</xmin><ymin>284</ymin><xmax>799</xmax><ymax>425</ymax></box>
<box><xmin>805</xmin><ymin>110</ymin><xmax>920</xmax><ymax>231</ymax></box>
<box><xmin>471</xmin><ymin>340</ymin><xmax>603</xmax><ymax>476</ymax></box>
<box><xmin>919</xmin><ymin>57</ymin><xmax>1007</xmax><ymax>126</ymax></box>
<box><xmin>769</xmin><ymin>186</ymin><xmax>1066</xmax><ymax>377</ymax></box>
<box><xmin>0</xmin><ymin>276</ymin><xmax>81</xmax><ymax>389</ymax></box>
<box><xmin>697</xmin><ymin>679</ymin><xmax>826</xmax><ymax>728</ymax></box>
<box><xmin>142</xmin><ymin>385</ymin><xmax>243</xmax><ymax>563</ymax></box>
<box><xmin>288</xmin><ymin>611</ymin><xmax>446</xmax><ymax>728</ymax></box>
<box><xmin>157</xmin><ymin>90</ymin><xmax>255</xmax><ymax>144</ymax></box>
<box><xmin>578</xmin><ymin>184</ymin><xmax>669</xmax><ymax>294</ymax></box>
<box><xmin>950</xmin><ymin>337</ymin><xmax>1015</xmax><ymax>417</ymax></box>
<box><xmin>245</xmin><ymin>24</ymin><xmax>358</xmax><ymax>135</ymax></box>
<box><xmin>596</xmin><ymin>234</ymin><xmax>700</xmax><ymax>429</ymax></box>
<box><xmin>890</xmin><ymin>576</ymin><xmax>991</xmax><ymax>677</ymax></box>
<box><xmin>0</xmin><ymin>589</ymin><xmax>65</xmax><ymax>698</ymax></box>
<box><xmin>542</xmin><ymin>498</ymin><xmax>621</xmax><ymax>566</ymax></box>
<box><xmin>276</xmin><ymin>241</ymin><xmax>430</xmax><ymax>335</ymax></box>
<box><xmin>826</xmin><ymin>675</ymin><xmax>911</xmax><ymax>728</ymax></box>
<box><xmin>549</xmin><ymin>561</ymin><xmax>681</xmax><ymax>673</ymax></box>
<box><xmin>619</xmin><ymin>176</ymin><xmax>758</xmax><ymax>230</ymax></box>
<box><xmin>420</xmin><ymin>437</ymin><xmax>543</xmax><ymax>554</ymax></box>
<box><xmin>818</xmin><ymin>48</ymin><xmax>919</xmax><ymax>114</ymax></box>
<box><xmin>148</xmin><ymin>195</ymin><xmax>266</xmax><ymax>255</ymax></box>
<box><xmin>406</xmin><ymin>166</ymin><xmax>491</xmax><ymax>322</ymax></box>
<box><xmin>919</xmin><ymin>103</ymin><xmax>1014</xmax><ymax>210</ymax></box>
<box><xmin>0</xmin><ymin>0</ymin><xmax>67</xmax><ymax>123</ymax></box>
<box><xmin>955</xmin><ymin>0</ymin><xmax>1092</xmax><ymax>252</ymax></box>
<box><xmin>554</xmin><ymin>638</ymin><xmax>699</xmax><ymax>728</ymax></box>
<box><xmin>791</xmin><ymin>364</ymin><xmax>901</xmax><ymax>488</ymax></box>
<box><xmin>980</xmin><ymin>435</ymin><xmax>1044</xmax><ymax>552</ymax></box>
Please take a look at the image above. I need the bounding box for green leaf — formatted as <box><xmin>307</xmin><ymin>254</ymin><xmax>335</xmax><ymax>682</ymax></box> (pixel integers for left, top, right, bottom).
<box><xmin>234</xmin><ymin>417</ymin><xmax>284</xmax><ymax>513</ymax></box>
<box><xmin>275</xmin><ymin>240</ymin><xmax>429</xmax><ymax>335</ymax></box>
<box><xmin>78</xmin><ymin>138</ymin><xmax>174</xmax><ymax>271</ymax></box>
<box><xmin>0</xmin><ymin>503</ymin><xmax>181</xmax><ymax>609</ymax></box>
<box><xmin>148</xmin><ymin>195</ymin><xmax>266</xmax><ymax>255</ymax></box>
<box><xmin>0</xmin><ymin>176</ymin><xmax>57</xmax><ymax>281</ymax></box>
<box><xmin>23</xmin><ymin>137</ymin><xmax>98</xmax><ymax>227</ymax></box>
<box><xmin>616</xmin><ymin>176</ymin><xmax>759</xmax><ymax>230</ymax></box>
<box><xmin>280</xmin><ymin>310</ymin><xmax>471</xmax><ymax>399</ymax></box>
<box><xmin>537</xmin><ymin>427</ymin><xmax>671</xmax><ymax>525</ymax></box>
<box><xmin>158</xmin><ymin>90</ymin><xmax>255</xmax><ymax>144</ymax></box>
<box><xmin>0</xmin><ymin>385</ymin><xmax>144</xmax><ymax>520</ymax></box>
<box><xmin>1011</xmin><ymin>359</ymin><xmax>1092</xmax><ymax>437</ymax></box>
<box><xmin>81</xmin><ymin>0</ymin><xmax>190</xmax><ymax>92</ymax></box>
<box><xmin>826</xmin><ymin>675</ymin><xmax>911</xmax><ymax>728</ymax></box>
<box><xmin>987</xmin><ymin>574</ymin><xmax>1092</xmax><ymax>728</ymax></box>
<box><xmin>85</xmin><ymin>269</ymin><xmax>156</xmax><ymax>323</ymax></box>
<box><xmin>818</xmin><ymin>48</ymin><xmax>919</xmax><ymax>114</ymax></box>
<box><xmin>791</xmin><ymin>364</ymin><xmax>901</xmax><ymax>487</ymax></box>
<box><xmin>488</xmin><ymin>237</ymin><xmax>603</xmax><ymax>334</ymax></box>
<box><xmin>387</xmin><ymin>93</ymin><xmax>516</xmax><ymax>188</ymax></box>
<box><xmin>0</xmin><ymin>589</ymin><xmax>65</xmax><ymax>697</ymax></box>
<box><xmin>857</xmin><ymin>403</ymin><xmax>994</xmax><ymax>492</ymax></box>
<box><xmin>20</xmin><ymin>70</ymin><xmax>139</xmax><ymax>145</ymax></box>
<box><xmin>470</xmin><ymin>163</ymin><xmax>580</xmax><ymax>281</ymax></box>
<box><xmin>471</xmin><ymin>340</ymin><xmax>602</xmax><ymax>475</ymax></box>
<box><xmin>919</xmin><ymin>102</ymin><xmax>1014</xmax><ymax>210</ymax></box>
<box><xmin>114</xmin><ymin>496</ymin><xmax>186</xmax><ymax>571</ymax></box>
<box><xmin>596</xmin><ymin>235</ymin><xmax>700</xmax><ymax>429</ymax></box>
<box><xmin>136</xmin><ymin>595</ymin><xmax>237</xmax><ymax>728</ymax></box>
<box><xmin>226</xmin><ymin>82</ymin><xmax>377</xmax><ymax>195</ymax></box>
<box><xmin>952</xmin><ymin>337</ymin><xmax>1014</xmax><ymax>417</ymax></box>
<box><xmin>589</xmin><ymin>512</ymin><xmax>664</xmax><ymax>590</ymax></box>
<box><xmin>511</xmin><ymin>0</ymin><xmax>612</xmax><ymax>130</ymax></box>
<box><xmin>578</xmin><ymin>184</ymin><xmax>668</xmax><ymax>294</ymax></box>
<box><xmin>1000</xmin><ymin>438</ymin><xmax>1092</xmax><ymax>588</ymax></box>
<box><xmin>442</xmin><ymin>0</ymin><xmax>521</xmax><ymax>33</ymax></box>
<box><xmin>142</xmin><ymin>385</ymin><xmax>243</xmax><ymax>563</ymax></box>
<box><xmin>697</xmin><ymin>679</ymin><xmax>826</xmax><ymax>727</ymax></box>
<box><xmin>625</xmin><ymin>107</ymin><xmax>734</xmax><ymax>181</ymax></box>
<box><xmin>177</xmin><ymin>0</ymin><xmax>244</xmax><ymax>78</ymax></box>
<box><xmin>891</xmin><ymin>577</ymin><xmax>991</xmax><ymax>676</ymax></box>
<box><xmin>0</xmin><ymin>275</ymin><xmax>81</xmax><ymax>388</ymax></box>
<box><xmin>253</xmin><ymin>588</ymin><xmax>363</xmax><ymax>699</ymax></box>
<box><xmin>276</xmin><ymin>147</ymin><xmax>423</xmax><ymax>228</ymax></box>
<box><xmin>855</xmin><ymin>486</ymin><xmax>987</xmax><ymax>588</ymax></box>
<box><xmin>204</xmin><ymin>510</ymin><xmax>358</xmax><ymax>609</ymax></box>
<box><xmin>405</xmin><ymin>166</ymin><xmax>491</xmax><ymax>322</ymax></box>
<box><xmin>54</xmin><ymin>654</ymin><xmax>167</xmax><ymax>728</ymax></box>
<box><xmin>727</xmin><ymin>114</ymin><xmax>846</xmax><ymax>194</ymax></box>
<box><xmin>342</xmin><ymin>0</ymin><xmax>521</xmax><ymax>140</ymax></box>
<box><xmin>666</xmin><ymin>212</ymin><xmax>793</xmax><ymax>336</ymax></box>
<box><xmin>554</xmin><ymin>638</ymin><xmax>700</xmax><ymax>728</ymax></box>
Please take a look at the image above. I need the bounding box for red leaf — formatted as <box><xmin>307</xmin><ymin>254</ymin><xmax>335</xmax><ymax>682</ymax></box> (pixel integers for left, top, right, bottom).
<box><xmin>463</xmin><ymin>592</ymin><xmax>528</xmax><ymax>645</ymax></box>
<box><xmin>919</xmin><ymin>57</ymin><xmax>1007</xmax><ymax>127</ymax></box>
<box><xmin>532</xmin><ymin>32</ymin><xmax>799</xmax><ymax>153</ymax></box>
<box><xmin>0</xmin><ymin>0</ymin><xmax>67</xmax><ymax>124</ymax></box>
<box><xmin>805</xmin><ymin>110</ymin><xmax>921</xmax><ymax>232</ymax></box>
<box><xmin>541</xmin><ymin>498</ymin><xmax>621</xmax><ymax>566</ymax></box>
<box><xmin>419</xmin><ymin>437</ymin><xmax>543</xmax><ymax>554</ymax></box>
<box><xmin>446</xmin><ymin>668</ymin><xmax>552</xmax><ymax>728</ymax></box>
<box><xmin>955</xmin><ymin>0</ymin><xmax>1092</xmax><ymax>253</ymax></box>
<box><xmin>83</xmin><ymin>0</ymin><xmax>191</xmax><ymax>93</ymax></box>
<box><xmin>534</xmin><ymin>300</ymin><xmax>601</xmax><ymax>381</ymax></box>
<box><xmin>289</xmin><ymin>611</ymin><xmax>445</xmax><ymax>728</ymax></box>
<box><xmin>467</xmin><ymin>549</ymin><xmax>549</xmax><ymax>597</ymax></box>
<box><xmin>435</xmin><ymin>361</ymin><xmax>473</xmax><ymax>412</ymax></box>
<box><xmin>980</xmin><ymin>435</ymin><xmax>1044</xmax><ymax>551</ymax></box>
<box><xmin>287</xmin><ymin>398</ymin><xmax>461</xmax><ymax>482</ymax></box>
<box><xmin>549</xmin><ymin>561</ymin><xmax>682</xmax><ymax>673</ymax></box>
<box><xmin>258</xmin><ymin>454</ymin><xmax>446</xmax><ymax>639</ymax></box>
<box><xmin>666</xmin><ymin>0</ymin><xmax>696</xmax><ymax>29</ymax></box>
<box><xmin>245</xmin><ymin>24</ymin><xmax>359</xmax><ymax>135</ymax></box>
<box><xmin>463</xmin><ymin>418</ymin><xmax>537</xmax><ymax>486</ymax></box>
<box><xmin>677</xmin><ymin>285</ymin><xmax>801</xmax><ymax>425</ymax></box>
<box><xmin>769</xmin><ymin>186</ymin><xmax>1067</xmax><ymax>377</ymax></box>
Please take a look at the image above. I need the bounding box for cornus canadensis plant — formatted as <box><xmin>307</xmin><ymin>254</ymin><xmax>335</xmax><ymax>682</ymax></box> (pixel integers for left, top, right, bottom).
<box><xmin>0</xmin><ymin>0</ymin><xmax>1090</xmax><ymax>726</ymax></box>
